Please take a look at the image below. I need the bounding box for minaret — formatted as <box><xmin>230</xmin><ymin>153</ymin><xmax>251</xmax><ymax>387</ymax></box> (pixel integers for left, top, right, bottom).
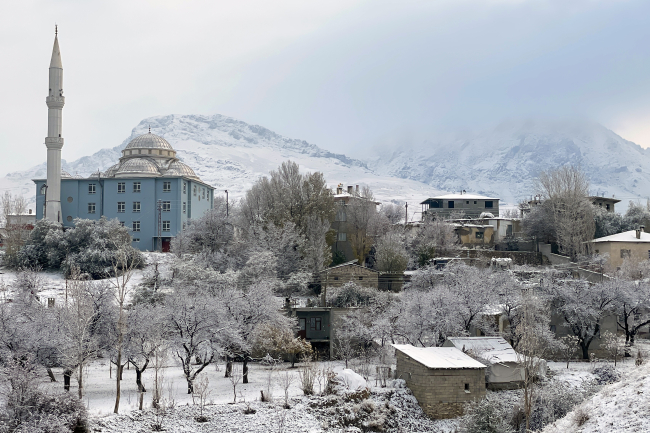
<box><xmin>45</xmin><ymin>26</ymin><xmax>64</xmax><ymax>222</ymax></box>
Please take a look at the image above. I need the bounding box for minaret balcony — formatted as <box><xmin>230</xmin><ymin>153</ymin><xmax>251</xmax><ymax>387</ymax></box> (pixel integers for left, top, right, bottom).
<box><xmin>45</xmin><ymin>137</ymin><xmax>64</xmax><ymax>148</ymax></box>
<box><xmin>46</xmin><ymin>95</ymin><xmax>65</xmax><ymax>108</ymax></box>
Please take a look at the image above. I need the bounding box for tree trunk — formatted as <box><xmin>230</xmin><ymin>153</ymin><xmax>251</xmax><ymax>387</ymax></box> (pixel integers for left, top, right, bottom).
<box><xmin>46</xmin><ymin>367</ymin><xmax>57</xmax><ymax>382</ymax></box>
<box><xmin>243</xmin><ymin>358</ymin><xmax>249</xmax><ymax>384</ymax></box>
<box><xmin>186</xmin><ymin>377</ymin><xmax>194</xmax><ymax>394</ymax></box>
<box><xmin>63</xmin><ymin>369</ymin><xmax>72</xmax><ymax>392</ymax></box>
<box><xmin>114</xmin><ymin>358</ymin><xmax>123</xmax><ymax>414</ymax></box>
<box><xmin>78</xmin><ymin>363</ymin><xmax>84</xmax><ymax>399</ymax></box>
<box><xmin>581</xmin><ymin>343</ymin><xmax>590</xmax><ymax>360</ymax></box>
<box><xmin>225</xmin><ymin>359</ymin><xmax>232</xmax><ymax>378</ymax></box>
<box><xmin>136</xmin><ymin>369</ymin><xmax>146</xmax><ymax>393</ymax></box>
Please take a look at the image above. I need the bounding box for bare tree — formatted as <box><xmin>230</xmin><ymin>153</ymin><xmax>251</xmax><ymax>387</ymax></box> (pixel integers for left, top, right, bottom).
<box><xmin>277</xmin><ymin>370</ymin><xmax>294</xmax><ymax>408</ymax></box>
<box><xmin>346</xmin><ymin>186</ymin><xmax>378</xmax><ymax>264</ymax></box>
<box><xmin>229</xmin><ymin>364</ymin><xmax>242</xmax><ymax>403</ymax></box>
<box><xmin>535</xmin><ymin>166</ymin><xmax>595</xmax><ymax>259</ymax></box>
<box><xmin>374</xmin><ymin>231</ymin><xmax>408</xmax><ymax>273</ymax></box>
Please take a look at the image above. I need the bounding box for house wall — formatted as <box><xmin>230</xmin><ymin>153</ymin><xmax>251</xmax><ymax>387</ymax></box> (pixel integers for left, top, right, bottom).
<box><xmin>456</xmin><ymin>226</ymin><xmax>495</xmax><ymax>246</ymax></box>
<box><xmin>394</xmin><ymin>351</ymin><xmax>486</xmax><ymax>419</ymax></box>
<box><xmin>593</xmin><ymin>241</ymin><xmax>650</xmax><ymax>270</ymax></box>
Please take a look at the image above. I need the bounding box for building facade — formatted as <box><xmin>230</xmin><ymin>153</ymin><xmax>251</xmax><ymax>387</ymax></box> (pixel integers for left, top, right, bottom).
<box><xmin>34</xmin><ymin>31</ymin><xmax>214</xmax><ymax>251</ymax></box>
<box><xmin>421</xmin><ymin>193</ymin><xmax>500</xmax><ymax>219</ymax></box>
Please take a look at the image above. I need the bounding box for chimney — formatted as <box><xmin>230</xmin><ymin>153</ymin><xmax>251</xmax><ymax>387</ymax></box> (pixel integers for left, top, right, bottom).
<box><xmin>336</xmin><ymin>185</ymin><xmax>343</xmax><ymax>194</ymax></box>
<box><xmin>347</xmin><ymin>186</ymin><xmax>353</xmax><ymax>194</ymax></box>
<box><xmin>28</xmin><ymin>209</ymin><xmax>32</xmax><ymax>214</ymax></box>
<box><xmin>636</xmin><ymin>229</ymin><xmax>641</xmax><ymax>239</ymax></box>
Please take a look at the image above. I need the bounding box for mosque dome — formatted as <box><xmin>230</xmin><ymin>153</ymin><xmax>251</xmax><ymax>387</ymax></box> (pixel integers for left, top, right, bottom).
<box><xmin>165</xmin><ymin>161</ymin><xmax>199</xmax><ymax>180</ymax></box>
<box><xmin>122</xmin><ymin>132</ymin><xmax>176</xmax><ymax>159</ymax></box>
<box><xmin>61</xmin><ymin>170</ymin><xmax>73</xmax><ymax>179</ymax></box>
<box><xmin>115</xmin><ymin>158</ymin><xmax>161</xmax><ymax>177</ymax></box>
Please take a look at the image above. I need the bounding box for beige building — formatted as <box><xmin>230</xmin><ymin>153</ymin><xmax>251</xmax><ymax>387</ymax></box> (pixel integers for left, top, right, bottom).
<box><xmin>393</xmin><ymin>344</ymin><xmax>486</xmax><ymax>419</ymax></box>
<box><xmin>591</xmin><ymin>228</ymin><xmax>650</xmax><ymax>270</ymax></box>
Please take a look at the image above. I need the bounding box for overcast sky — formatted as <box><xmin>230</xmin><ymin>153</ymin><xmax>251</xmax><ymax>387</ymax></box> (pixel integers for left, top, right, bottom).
<box><xmin>2</xmin><ymin>0</ymin><xmax>650</xmax><ymax>176</ymax></box>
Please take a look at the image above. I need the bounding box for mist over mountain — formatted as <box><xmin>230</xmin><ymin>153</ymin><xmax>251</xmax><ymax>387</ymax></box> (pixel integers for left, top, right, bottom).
<box><xmin>364</xmin><ymin>120</ymin><xmax>649</xmax><ymax>208</ymax></box>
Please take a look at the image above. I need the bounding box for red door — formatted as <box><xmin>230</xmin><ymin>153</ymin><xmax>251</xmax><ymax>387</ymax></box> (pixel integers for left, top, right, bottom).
<box><xmin>298</xmin><ymin>318</ymin><xmax>307</xmax><ymax>339</ymax></box>
<box><xmin>162</xmin><ymin>238</ymin><xmax>171</xmax><ymax>253</ymax></box>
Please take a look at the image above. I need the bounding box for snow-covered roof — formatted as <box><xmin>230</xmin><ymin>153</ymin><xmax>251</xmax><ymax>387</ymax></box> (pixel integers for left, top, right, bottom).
<box><xmin>320</xmin><ymin>260</ymin><xmax>380</xmax><ymax>273</ymax></box>
<box><xmin>444</xmin><ymin>337</ymin><xmax>519</xmax><ymax>364</ymax></box>
<box><xmin>422</xmin><ymin>193</ymin><xmax>500</xmax><ymax>201</ymax></box>
<box><xmin>392</xmin><ymin>344</ymin><xmax>486</xmax><ymax>369</ymax></box>
<box><xmin>591</xmin><ymin>229</ymin><xmax>650</xmax><ymax>244</ymax></box>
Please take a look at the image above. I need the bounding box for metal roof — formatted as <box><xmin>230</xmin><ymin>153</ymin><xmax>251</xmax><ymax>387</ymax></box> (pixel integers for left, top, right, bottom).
<box><xmin>393</xmin><ymin>344</ymin><xmax>486</xmax><ymax>369</ymax></box>
<box><xmin>165</xmin><ymin>161</ymin><xmax>199</xmax><ymax>180</ymax></box>
<box><xmin>115</xmin><ymin>158</ymin><xmax>161</xmax><ymax>176</ymax></box>
<box><xmin>444</xmin><ymin>337</ymin><xmax>519</xmax><ymax>364</ymax></box>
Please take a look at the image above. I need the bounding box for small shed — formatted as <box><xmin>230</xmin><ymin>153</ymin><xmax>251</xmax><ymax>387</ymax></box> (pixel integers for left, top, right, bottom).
<box><xmin>319</xmin><ymin>260</ymin><xmax>379</xmax><ymax>290</ymax></box>
<box><xmin>393</xmin><ymin>344</ymin><xmax>486</xmax><ymax>419</ymax></box>
<box><xmin>443</xmin><ymin>337</ymin><xmax>524</xmax><ymax>390</ymax></box>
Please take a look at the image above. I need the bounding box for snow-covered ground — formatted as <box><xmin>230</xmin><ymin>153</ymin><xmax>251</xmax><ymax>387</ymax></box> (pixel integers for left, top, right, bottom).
<box><xmin>543</xmin><ymin>359</ymin><xmax>650</xmax><ymax>433</ymax></box>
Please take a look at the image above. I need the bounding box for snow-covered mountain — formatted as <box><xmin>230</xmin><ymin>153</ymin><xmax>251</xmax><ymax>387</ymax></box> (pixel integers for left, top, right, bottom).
<box><xmin>364</xmin><ymin>120</ymin><xmax>650</xmax><ymax>208</ymax></box>
<box><xmin>0</xmin><ymin>114</ymin><xmax>443</xmax><ymax>219</ymax></box>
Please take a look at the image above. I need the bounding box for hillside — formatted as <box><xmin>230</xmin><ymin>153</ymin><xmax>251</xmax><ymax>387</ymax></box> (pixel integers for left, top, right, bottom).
<box><xmin>365</xmin><ymin>120</ymin><xmax>650</xmax><ymax>208</ymax></box>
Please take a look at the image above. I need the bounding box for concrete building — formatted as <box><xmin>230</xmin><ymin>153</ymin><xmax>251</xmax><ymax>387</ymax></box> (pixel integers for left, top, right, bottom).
<box><xmin>393</xmin><ymin>344</ymin><xmax>486</xmax><ymax>419</ymax></box>
<box><xmin>591</xmin><ymin>227</ymin><xmax>650</xmax><ymax>270</ymax></box>
<box><xmin>590</xmin><ymin>196</ymin><xmax>621</xmax><ymax>213</ymax></box>
<box><xmin>332</xmin><ymin>184</ymin><xmax>379</xmax><ymax>264</ymax></box>
<box><xmin>33</xmin><ymin>30</ymin><xmax>214</xmax><ymax>251</ymax></box>
<box><xmin>421</xmin><ymin>193</ymin><xmax>499</xmax><ymax>219</ymax></box>
<box><xmin>291</xmin><ymin>307</ymin><xmax>352</xmax><ymax>358</ymax></box>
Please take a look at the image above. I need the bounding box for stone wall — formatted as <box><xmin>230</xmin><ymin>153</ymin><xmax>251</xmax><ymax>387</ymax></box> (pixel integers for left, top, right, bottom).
<box><xmin>395</xmin><ymin>351</ymin><xmax>486</xmax><ymax>419</ymax></box>
<box><xmin>457</xmin><ymin>249</ymin><xmax>546</xmax><ymax>266</ymax></box>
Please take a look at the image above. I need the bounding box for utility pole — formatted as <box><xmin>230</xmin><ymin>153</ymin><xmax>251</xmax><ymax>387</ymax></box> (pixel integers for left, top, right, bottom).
<box><xmin>405</xmin><ymin>202</ymin><xmax>408</xmax><ymax>226</ymax></box>
<box><xmin>225</xmin><ymin>190</ymin><xmax>229</xmax><ymax>217</ymax></box>
<box><xmin>157</xmin><ymin>199</ymin><xmax>162</xmax><ymax>252</ymax></box>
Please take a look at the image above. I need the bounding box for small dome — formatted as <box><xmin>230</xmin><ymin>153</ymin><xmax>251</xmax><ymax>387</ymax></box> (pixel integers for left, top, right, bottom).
<box><xmin>125</xmin><ymin>133</ymin><xmax>174</xmax><ymax>151</ymax></box>
<box><xmin>61</xmin><ymin>170</ymin><xmax>73</xmax><ymax>179</ymax></box>
<box><xmin>165</xmin><ymin>161</ymin><xmax>199</xmax><ymax>180</ymax></box>
<box><xmin>102</xmin><ymin>164</ymin><xmax>119</xmax><ymax>177</ymax></box>
<box><xmin>115</xmin><ymin>158</ymin><xmax>161</xmax><ymax>177</ymax></box>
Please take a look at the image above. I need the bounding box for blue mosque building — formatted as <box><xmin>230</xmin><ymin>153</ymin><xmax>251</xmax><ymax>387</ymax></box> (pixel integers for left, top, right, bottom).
<box><xmin>34</xmin><ymin>30</ymin><xmax>214</xmax><ymax>251</ymax></box>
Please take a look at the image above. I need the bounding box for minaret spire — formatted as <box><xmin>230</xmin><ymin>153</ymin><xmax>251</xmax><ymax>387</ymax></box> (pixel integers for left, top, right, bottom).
<box><xmin>45</xmin><ymin>27</ymin><xmax>65</xmax><ymax>222</ymax></box>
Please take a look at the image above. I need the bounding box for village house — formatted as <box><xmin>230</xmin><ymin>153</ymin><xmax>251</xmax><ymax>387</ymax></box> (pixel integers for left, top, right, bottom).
<box><xmin>421</xmin><ymin>192</ymin><xmax>500</xmax><ymax>219</ymax></box>
<box><xmin>590</xmin><ymin>227</ymin><xmax>650</xmax><ymax>270</ymax></box>
<box><xmin>443</xmin><ymin>337</ymin><xmax>527</xmax><ymax>390</ymax></box>
<box><xmin>393</xmin><ymin>344</ymin><xmax>486</xmax><ymax>419</ymax></box>
<box><xmin>290</xmin><ymin>307</ymin><xmax>352</xmax><ymax>359</ymax></box>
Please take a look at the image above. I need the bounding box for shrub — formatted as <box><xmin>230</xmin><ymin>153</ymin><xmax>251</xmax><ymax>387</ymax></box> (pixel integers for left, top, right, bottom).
<box><xmin>459</xmin><ymin>393</ymin><xmax>514</xmax><ymax>433</ymax></box>
<box><xmin>593</xmin><ymin>365</ymin><xmax>621</xmax><ymax>385</ymax></box>
<box><xmin>574</xmin><ymin>407</ymin><xmax>590</xmax><ymax>427</ymax></box>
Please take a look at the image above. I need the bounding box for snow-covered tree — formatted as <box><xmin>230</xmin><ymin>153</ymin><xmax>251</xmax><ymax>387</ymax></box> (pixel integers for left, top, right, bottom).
<box><xmin>374</xmin><ymin>231</ymin><xmax>408</xmax><ymax>273</ymax></box>
<box><xmin>408</xmin><ymin>217</ymin><xmax>458</xmax><ymax>268</ymax></box>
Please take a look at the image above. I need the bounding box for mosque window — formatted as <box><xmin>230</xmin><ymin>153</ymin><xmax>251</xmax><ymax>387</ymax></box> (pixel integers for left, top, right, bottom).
<box><xmin>117</xmin><ymin>202</ymin><xmax>125</xmax><ymax>213</ymax></box>
<box><xmin>162</xmin><ymin>201</ymin><xmax>171</xmax><ymax>212</ymax></box>
<box><xmin>117</xmin><ymin>182</ymin><xmax>125</xmax><ymax>193</ymax></box>
<box><xmin>148</xmin><ymin>150</ymin><xmax>152</xmax><ymax>154</ymax></box>
<box><xmin>193</xmin><ymin>186</ymin><xmax>197</xmax><ymax>196</ymax></box>
<box><xmin>133</xmin><ymin>182</ymin><xmax>141</xmax><ymax>193</ymax></box>
<box><xmin>162</xmin><ymin>221</ymin><xmax>170</xmax><ymax>232</ymax></box>
<box><xmin>163</xmin><ymin>181</ymin><xmax>171</xmax><ymax>192</ymax></box>
<box><xmin>119</xmin><ymin>221</ymin><xmax>125</xmax><ymax>227</ymax></box>
<box><xmin>133</xmin><ymin>238</ymin><xmax>140</xmax><ymax>243</ymax></box>
<box><xmin>183</xmin><ymin>202</ymin><xmax>186</xmax><ymax>214</ymax></box>
<box><xmin>159</xmin><ymin>150</ymin><xmax>163</xmax><ymax>155</ymax></box>
<box><xmin>88</xmin><ymin>203</ymin><xmax>96</xmax><ymax>214</ymax></box>
<box><xmin>132</xmin><ymin>221</ymin><xmax>140</xmax><ymax>232</ymax></box>
<box><xmin>133</xmin><ymin>202</ymin><xmax>141</xmax><ymax>213</ymax></box>
<box><xmin>88</xmin><ymin>184</ymin><xmax>96</xmax><ymax>194</ymax></box>
<box><xmin>183</xmin><ymin>222</ymin><xmax>186</xmax><ymax>230</ymax></box>
<box><xmin>183</xmin><ymin>182</ymin><xmax>187</xmax><ymax>194</ymax></box>
<box><xmin>40</xmin><ymin>185</ymin><xmax>47</xmax><ymax>195</ymax></box>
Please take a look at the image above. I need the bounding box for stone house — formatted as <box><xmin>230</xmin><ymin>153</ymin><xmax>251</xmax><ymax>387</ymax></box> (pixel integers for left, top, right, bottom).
<box><xmin>421</xmin><ymin>193</ymin><xmax>500</xmax><ymax>219</ymax></box>
<box><xmin>393</xmin><ymin>344</ymin><xmax>486</xmax><ymax>419</ymax></box>
<box><xmin>590</xmin><ymin>227</ymin><xmax>650</xmax><ymax>270</ymax></box>
<box><xmin>319</xmin><ymin>260</ymin><xmax>379</xmax><ymax>290</ymax></box>
<box><xmin>453</xmin><ymin>222</ymin><xmax>495</xmax><ymax>246</ymax></box>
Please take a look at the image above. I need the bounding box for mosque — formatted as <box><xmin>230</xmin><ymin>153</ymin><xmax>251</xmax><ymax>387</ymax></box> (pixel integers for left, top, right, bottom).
<box><xmin>33</xmin><ymin>29</ymin><xmax>215</xmax><ymax>252</ymax></box>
